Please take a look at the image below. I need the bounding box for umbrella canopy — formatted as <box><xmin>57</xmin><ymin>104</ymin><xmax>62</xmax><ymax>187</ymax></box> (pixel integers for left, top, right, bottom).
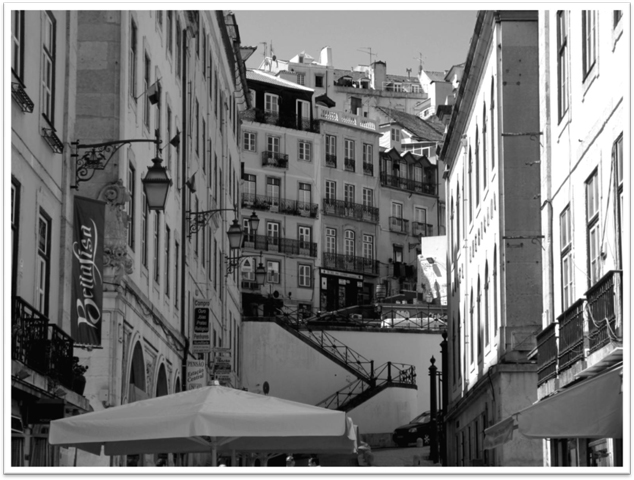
<box><xmin>219</xmin><ymin>417</ymin><xmax>357</xmax><ymax>454</ymax></box>
<box><xmin>49</xmin><ymin>385</ymin><xmax>349</xmax><ymax>464</ymax></box>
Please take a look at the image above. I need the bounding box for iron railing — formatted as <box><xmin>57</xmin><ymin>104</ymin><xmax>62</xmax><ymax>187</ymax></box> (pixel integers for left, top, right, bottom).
<box><xmin>390</xmin><ymin>216</ymin><xmax>409</xmax><ymax>234</ymax></box>
<box><xmin>536</xmin><ymin>322</ymin><xmax>558</xmax><ymax>385</ymax></box>
<box><xmin>241</xmin><ymin>108</ymin><xmax>320</xmax><ymax>133</ymax></box>
<box><xmin>412</xmin><ymin>222</ymin><xmax>434</xmax><ymax>237</ymax></box>
<box><xmin>12</xmin><ymin>296</ymin><xmax>74</xmax><ymax>388</ymax></box>
<box><xmin>243</xmin><ymin>234</ymin><xmax>317</xmax><ymax>257</ymax></box>
<box><xmin>241</xmin><ymin>193</ymin><xmax>319</xmax><ymax>218</ymax></box>
<box><xmin>380</xmin><ymin>172</ymin><xmax>437</xmax><ymax>196</ymax></box>
<box><xmin>344</xmin><ymin>158</ymin><xmax>355</xmax><ymax>172</ymax></box>
<box><xmin>322</xmin><ymin>252</ymin><xmax>380</xmax><ymax>276</ymax></box>
<box><xmin>261</xmin><ymin>151</ymin><xmax>289</xmax><ymax>169</ymax></box>
<box><xmin>322</xmin><ymin>199</ymin><xmax>379</xmax><ymax>224</ymax></box>
<box><xmin>363</xmin><ymin>162</ymin><xmax>374</xmax><ymax>176</ymax></box>
<box><xmin>325</xmin><ymin>154</ymin><xmax>337</xmax><ymax>168</ymax></box>
<box><xmin>557</xmin><ymin>298</ymin><xmax>586</xmax><ymax>373</ymax></box>
<box><xmin>586</xmin><ymin>270</ymin><xmax>622</xmax><ymax>354</ymax></box>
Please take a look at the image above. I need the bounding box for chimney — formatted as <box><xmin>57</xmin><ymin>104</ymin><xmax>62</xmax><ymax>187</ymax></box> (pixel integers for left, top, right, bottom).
<box><xmin>320</xmin><ymin>46</ymin><xmax>332</xmax><ymax>67</ymax></box>
<box><xmin>372</xmin><ymin>61</ymin><xmax>386</xmax><ymax>90</ymax></box>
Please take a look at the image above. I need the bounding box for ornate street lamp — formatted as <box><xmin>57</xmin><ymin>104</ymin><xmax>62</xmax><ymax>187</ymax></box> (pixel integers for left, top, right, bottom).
<box><xmin>141</xmin><ymin>156</ymin><xmax>172</xmax><ymax>211</ymax></box>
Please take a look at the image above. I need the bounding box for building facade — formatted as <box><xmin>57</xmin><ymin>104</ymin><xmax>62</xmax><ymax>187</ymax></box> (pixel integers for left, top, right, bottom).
<box><xmin>441</xmin><ymin>11</ymin><xmax>544</xmax><ymax>466</ymax></box>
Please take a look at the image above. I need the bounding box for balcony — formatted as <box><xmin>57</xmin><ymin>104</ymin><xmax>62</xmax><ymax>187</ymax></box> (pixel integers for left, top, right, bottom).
<box><xmin>12</xmin><ymin>296</ymin><xmax>74</xmax><ymax>389</ymax></box>
<box><xmin>389</xmin><ymin>216</ymin><xmax>409</xmax><ymax>234</ymax></box>
<box><xmin>243</xmin><ymin>234</ymin><xmax>317</xmax><ymax>257</ymax></box>
<box><xmin>261</xmin><ymin>151</ymin><xmax>289</xmax><ymax>169</ymax></box>
<box><xmin>412</xmin><ymin>222</ymin><xmax>434</xmax><ymax>237</ymax></box>
<box><xmin>363</xmin><ymin>162</ymin><xmax>374</xmax><ymax>176</ymax></box>
<box><xmin>242</xmin><ymin>193</ymin><xmax>318</xmax><ymax>218</ymax></box>
<box><xmin>536</xmin><ymin>322</ymin><xmax>558</xmax><ymax>386</ymax></box>
<box><xmin>380</xmin><ymin>172</ymin><xmax>437</xmax><ymax>196</ymax></box>
<box><xmin>11</xmin><ymin>80</ymin><xmax>34</xmax><ymax>113</ymax></box>
<box><xmin>344</xmin><ymin>158</ymin><xmax>355</xmax><ymax>172</ymax></box>
<box><xmin>241</xmin><ymin>108</ymin><xmax>320</xmax><ymax>133</ymax></box>
<box><xmin>586</xmin><ymin>270</ymin><xmax>622</xmax><ymax>354</ymax></box>
<box><xmin>241</xmin><ymin>280</ymin><xmax>261</xmax><ymax>290</ymax></box>
<box><xmin>557</xmin><ymin>298</ymin><xmax>586</xmax><ymax>373</ymax></box>
<box><xmin>325</xmin><ymin>154</ymin><xmax>337</xmax><ymax>168</ymax></box>
<box><xmin>322</xmin><ymin>252</ymin><xmax>380</xmax><ymax>276</ymax></box>
<box><xmin>317</xmin><ymin>107</ymin><xmax>378</xmax><ymax>132</ymax></box>
<box><xmin>322</xmin><ymin>199</ymin><xmax>379</xmax><ymax>224</ymax></box>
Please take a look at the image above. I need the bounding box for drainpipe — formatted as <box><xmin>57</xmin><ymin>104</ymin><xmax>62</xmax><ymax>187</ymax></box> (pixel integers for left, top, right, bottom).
<box><xmin>181</xmin><ymin>26</ymin><xmax>189</xmax><ymax>390</ymax></box>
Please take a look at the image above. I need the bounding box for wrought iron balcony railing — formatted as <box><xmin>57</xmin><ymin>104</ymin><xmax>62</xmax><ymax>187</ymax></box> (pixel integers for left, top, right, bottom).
<box><xmin>380</xmin><ymin>172</ymin><xmax>437</xmax><ymax>196</ymax></box>
<box><xmin>261</xmin><ymin>151</ymin><xmax>289</xmax><ymax>169</ymax></box>
<box><xmin>363</xmin><ymin>162</ymin><xmax>374</xmax><ymax>176</ymax></box>
<box><xmin>557</xmin><ymin>298</ymin><xmax>586</xmax><ymax>373</ymax></box>
<box><xmin>536</xmin><ymin>322</ymin><xmax>558</xmax><ymax>385</ymax></box>
<box><xmin>389</xmin><ymin>216</ymin><xmax>409</xmax><ymax>234</ymax></box>
<box><xmin>344</xmin><ymin>158</ymin><xmax>355</xmax><ymax>172</ymax></box>
<box><xmin>12</xmin><ymin>296</ymin><xmax>74</xmax><ymax>388</ymax></box>
<box><xmin>322</xmin><ymin>199</ymin><xmax>379</xmax><ymax>224</ymax></box>
<box><xmin>242</xmin><ymin>193</ymin><xmax>319</xmax><ymax>218</ymax></box>
<box><xmin>325</xmin><ymin>154</ymin><xmax>337</xmax><ymax>168</ymax></box>
<box><xmin>412</xmin><ymin>222</ymin><xmax>434</xmax><ymax>237</ymax></box>
<box><xmin>322</xmin><ymin>252</ymin><xmax>380</xmax><ymax>276</ymax></box>
<box><xmin>243</xmin><ymin>234</ymin><xmax>317</xmax><ymax>257</ymax></box>
<box><xmin>586</xmin><ymin>270</ymin><xmax>622</xmax><ymax>354</ymax></box>
<box><xmin>241</xmin><ymin>108</ymin><xmax>320</xmax><ymax>133</ymax></box>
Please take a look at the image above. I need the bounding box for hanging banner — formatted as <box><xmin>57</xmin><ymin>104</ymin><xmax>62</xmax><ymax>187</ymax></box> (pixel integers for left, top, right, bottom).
<box><xmin>71</xmin><ymin>196</ymin><xmax>105</xmax><ymax>346</ymax></box>
<box><xmin>418</xmin><ymin>236</ymin><xmax>448</xmax><ymax>306</ymax></box>
<box><xmin>192</xmin><ymin>299</ymin><xmax>212</xmax><ymax>354</ymax></box>
<box><xmin>187</xmin><ymin>360</ymin><xmax>207</xmax><ymax>390</ymax></box>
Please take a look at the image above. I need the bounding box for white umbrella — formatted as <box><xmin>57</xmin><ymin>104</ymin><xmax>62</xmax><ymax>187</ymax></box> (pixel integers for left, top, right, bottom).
<box><xmin>49</xmin><ymin>385</ymin><xmax>349</xmax><ymax>466</ymax></box>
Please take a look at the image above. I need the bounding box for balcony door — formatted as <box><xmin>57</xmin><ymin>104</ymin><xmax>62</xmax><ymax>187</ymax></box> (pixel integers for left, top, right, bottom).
<box><xmin>266</xmin><ymin>177</ymin><xmax>281</xmax><ymax>210</ymax></box>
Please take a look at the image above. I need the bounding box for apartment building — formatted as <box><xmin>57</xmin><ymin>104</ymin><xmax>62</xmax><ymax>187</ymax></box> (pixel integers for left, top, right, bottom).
<box><xmin>526</xmin><ymin>9</ymin><xmax>625</xmax><ymax>468</ymax></box>
<box><xmin>10</xmin><ymin>10</ymin><xmax>249</xmax><ymax>467</ymax></box>
<box><xmin>441</xmin><ymin>11</ymin><xmax>543</xmax><ymax>466</ymax></box>
<box><xmin>239</xmin><ymin>69</ymin><xmax>322</xmax><ymax>316</ymax></box>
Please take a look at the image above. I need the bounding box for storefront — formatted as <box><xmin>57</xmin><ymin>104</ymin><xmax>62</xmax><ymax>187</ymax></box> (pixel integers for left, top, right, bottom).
<box><xmin>319</xmin><ymin>269</ymin><xmax>374</xmax><ymax>312</ymax></box>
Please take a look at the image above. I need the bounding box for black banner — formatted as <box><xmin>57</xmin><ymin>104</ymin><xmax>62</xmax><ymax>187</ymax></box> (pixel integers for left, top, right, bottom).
<box><xmin>71</xmin><ymin>196</ymin><xmax>105</xmax><ymax>346</ymax></box>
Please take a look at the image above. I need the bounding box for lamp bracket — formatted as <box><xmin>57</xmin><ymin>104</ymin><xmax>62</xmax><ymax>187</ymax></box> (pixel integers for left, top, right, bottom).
<box><xmin>71</xmin><ymin>137</ymin><xmax>160</xmax><ymax>189</ymax></box>
<box><xmin>187</xmin><ymin>208</ymin><xmax>236</xmax><ymax>238</ymax></box>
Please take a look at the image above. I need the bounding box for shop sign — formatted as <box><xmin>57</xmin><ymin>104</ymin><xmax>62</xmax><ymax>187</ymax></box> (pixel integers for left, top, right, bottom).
<box><xmin>192</xmin><ymin>299</ymin><xmax>211</xmax><ymax>354</ymax></box>
<box><xmin>187</xmin><ymin>360</ymin><xmax>207</xmax><ymax>390</ymax></box>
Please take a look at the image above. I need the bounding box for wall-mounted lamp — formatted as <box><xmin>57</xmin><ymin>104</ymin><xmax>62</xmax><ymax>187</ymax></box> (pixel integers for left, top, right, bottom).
<box><xmin>225</xmin><ymin>251</ymin><xmax>266</xmax><ymax>284</ymax></box>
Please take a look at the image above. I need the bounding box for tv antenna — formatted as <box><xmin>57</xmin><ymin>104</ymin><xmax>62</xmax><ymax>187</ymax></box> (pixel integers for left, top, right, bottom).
<box><xmin>358</xmin><ymin>47</ymin><xmax>377</xmax><ymax>64</ymax></box>
<box><xmin>259</xmin><ymin>41</ymin><xmax>268</xmax><ymax>59</ymax></box>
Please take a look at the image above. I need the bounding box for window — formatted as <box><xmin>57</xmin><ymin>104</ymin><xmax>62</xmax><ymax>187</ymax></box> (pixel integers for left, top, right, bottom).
<box><xmin>267</xmin><ymin>135</ymin><xmax>280</xmax><ymax>154</ymax></box>
<box><xmin>37</xmin><ymin>211</ymin><xmax>52</xmax><ymax>315</ymax></box>
<box><xmin>243</xmin><ymin>131</ymin><xmax>256</xmax><ymax>151</ymax></box>
<box><xmin>485</xmin><ymin>263</ymin><xmax>490</xmax><ymax>346</ymax></box>
<box><xmin>296</xmin><ymin>72</ymin><xmax>305</xmax><ymax>85</ymax></box>
<box><xmin>141</xmin><ymin>191</ymin><xmax>149</xmax><ymax>267</ymax></box>
<box><xmin>174</xmin><ymin>240</ymin><xmax>179</xmax><ymax>307</ymax></box>
<box><xmin>362</xmin><ymin>234</ymin><xmax>374</xmax><ymax>261</ymax></box>
<box><xmin>243</xmin><ymin>174</ymin><xmax>256</xmax><ymax>200</ymax></box>
<box><xmin>475</xmin><ymin>128</ymin><xmax>480</xmax><ymax>206</ymax></box>
<box><xmin>582</xmin><ymin>10</ymin><xmax>597</xmax><ymax>79</ymax></box>
<box><xmin>267</xmin><ymin>260</ymin><xmax>280</xmax><ymax>283</ymax></box>
<box><xmin>325</xmin><ymin>180</ymin><xmax>336</xmax><ymax>201</ymax></box>
<box><xmin>298</xmin><ymin>183</ymin><xmax>311</xmax><ymax>210</ymax></box>
<box><xmin>154</xmin><ymin>212</ymin><xmax>160</xmax><ymax>283</ymax></box>
<box><xmin>264</xmin><ymin>93</ymin><xmax>279</xmax><ymax>114</ymax></box>
<box><xmin>156</xmin><ymin>10</ymin><xmax>163</xmax><ymax>29</ymax></box>
<box><xmin>363</xmin><ymin>143</ymin><xmax>373</xmax><ymax>164</ymax></box>
<box><xmin>41</xmin><ymin>12</ymin><xmax>56</xmax><ymax>124</ymax></box>
<box><xmin>362</xmin><ymin>187</ymin><xmax>373</xmax><ymax>207</ymax></box>
<box><xmin>266</xmin><ymin>177</ymin><xmax>281</xmax><ymax>208</ymax></box>
<box><xmin>202</xmin><ymin>119</ymin><xmax>206</xmax><ymax>172</ymax></box>
<box><xmin>344</xmin><ymin>184</ymin><xmax>355</xmax><ymax>205</ymax></box>
<box><xmin>344</xmin><ymin>139</ymin><xmax>355</xmax><ymax>160</ymax></box>
<box><xmin>127</xmin><ymin>164</ymin><xmax>136</xmax><ymax>249</ymax></box>
<box><xmin>165</xmin><ymin>226</ymin><xmax>170</xmax><ymax>296</ymax></box>
<box><xmin>166</xmin><ymin>11</ymin><xmax>172</xmax><ymax>56</ymax></box>
<box><xmin>298</xmin><ymin>141</ymin><xmax>311</xmax><ymax>161</ymax></box>
<box><xmin>267</xmin><ymin>222</ymin><xmax>280</xmax><ymax>246</ymax></box>
<box><xmin>195</xmin><ymin>99</ymin><xmax>199</xmax><ymax>155</ymax></box>
<box><xmin>194</xmin><ymin>197</ymin><xmax>199</xmax><ymax>256</ymax></box>
<box><xmin>391</xmin><ymin>128</ymin><xmax>400</xmax><ymax>142</ymax></box>
<box><xmin>11</xmin><ymin>179</ymin><xmax>20</xmax><ymax>296</ymax></box>
<box><xmin>614</xmin><ymin>134</ymin><xmax>623</xmax><ymax>267</ymax></box>
<box><xmin>351</xmin><ymin>96</ymin><xmax>362</xmax><ymax>115</ymax></box>
<box><xmin>393</xmin><ymin>244</ymin><xmax>403</xmax><ymax>263</ymax></box>
<box><xmin>482</xmin><ymin>104</ymin><xmax>487</xmax><ymax>188</ymax></box>
<box><xmin>315</xmin><ymin>75</ymin><xmax>324</xmax><ymax>88</ymax></box>
<box><xmin>586</xmin><ymin>171</ymin><xmax>600</xmax><ymax>285</ymax></box>
<box><xmin>143</xmin><ymin>54</ymin><xmax>151</xmax><ymax>128</ymax></box>
<box><xmin>12</xmin><ymin>10</ymin><xmax>24</xmax><ymax>80</ymax></box>
<box><xmin>468</xmin><ymin>147</ymin><xmax>473</xmax><ymax>222</ymax></box>
<box><xmin>560</xmin><ymin>205</ymin><xmax>574</xmax><ymax>310</ymax></box>
<box><xmin>490</xmin><ymin>78</ymin><xmax>495</xmax><ymax>169</ymax></box>
<box><xmin>166</xmin><ymin>106</ymin><xmax>172</xmax><ymax>172</ymax></box>
<box><xmin>326</xmin><ymin>135</ymin><xmax>336</xmax><ymax>156</ymax></box>
<box><xmin>557</xmin><ymin>11</ymin><xmax>569</xmax><ymax>119</ymax></box>
<box><xmin>299</xmin><ymin>226</ymin><xmax>312</xmax><ymax>249</ymax></box>
<box><xmin>298</xmin><ymin>264</ymin><xmax>312</xmax><ymax>287</ymax></box>
<box><xmin>175</xmin><ymin>18</ymin><xmax>181</xmax><ymax>79</ymax></box>
<box><xmin>470</xmin><ymin>290</ymin><xmax>474</xmax><ymax>362</ymax></box>
<box><xmin>392</xmin><ymin>202</ymin><xmax>403</xmax><ymax>219</ymax></box>
<box><xmin>326</xmin><ymin>228</ymin><xmax>336</xmax><ymax>254</ymax></box>
<box><xmin>344</xmin><ymin>230</ymin><xmax>355</xmax><ymax>258</ymax></box>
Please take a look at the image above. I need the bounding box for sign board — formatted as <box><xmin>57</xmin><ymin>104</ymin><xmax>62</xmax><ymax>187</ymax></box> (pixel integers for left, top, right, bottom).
<box><xmin>186</xmin><ymin>360</ymin><xmax>207</xmax><ymax>390</ymax></box>
<box><xmin>192</xmin><ymin>299</ymin><xmax>211</xmax><ymax>354</ymax></box>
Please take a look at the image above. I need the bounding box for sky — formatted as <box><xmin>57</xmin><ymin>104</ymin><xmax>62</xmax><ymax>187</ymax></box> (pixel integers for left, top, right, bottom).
<box><xmin>234</xmin><ymin>9</ymin><xmax>477</xmax><ymax>76</ymax></box>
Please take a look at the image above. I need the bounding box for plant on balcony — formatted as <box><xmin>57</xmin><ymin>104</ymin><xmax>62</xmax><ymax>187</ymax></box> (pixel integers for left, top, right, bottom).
<box><xmin>72</xmin><ymin>356</ymin><xmax>88</xmax><ymax>395</ymax></box>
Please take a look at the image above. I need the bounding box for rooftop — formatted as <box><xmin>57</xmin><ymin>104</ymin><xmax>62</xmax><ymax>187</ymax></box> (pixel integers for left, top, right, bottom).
<box><xmin>246</xmin><ymin>69</ymin><xmax>314</xmax><ymax>92</ymax></box>
<box><xmin>376</xmin><ymin>107</ymin><xmax>445</xmax><ymax>142</ymax></box>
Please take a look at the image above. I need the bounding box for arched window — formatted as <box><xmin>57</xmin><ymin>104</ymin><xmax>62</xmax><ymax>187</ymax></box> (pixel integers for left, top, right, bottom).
<box><xmin>156</xmin><ymin>363</ymin><xmax>168</xmax><ymax>397</ymax></box>
<box><xmin>129</xmin><ymin>342</ymin><xmax>146</xmax><ymax>403</ymax></box>
<box><xmin>175</xmin><ymin>377</ymin><xmax>181</xmax><ymax>393</ymax></box>
<box><xmin>484</xmin><ymin>261</ymin><xmax>490</xmax><ymax>346</ymax></box>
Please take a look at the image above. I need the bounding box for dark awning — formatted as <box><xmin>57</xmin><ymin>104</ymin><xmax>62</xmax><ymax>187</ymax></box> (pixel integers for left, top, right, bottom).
<box><xmin>315</xmin><ymin>94</ymin><xmax>336</xmax><ymax>108</ymax></box>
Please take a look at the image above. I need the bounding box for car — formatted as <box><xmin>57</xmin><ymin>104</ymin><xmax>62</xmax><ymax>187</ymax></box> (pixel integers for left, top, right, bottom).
<box><xmin>392</xmin><ymin>411</ymin><xmax>434</xmax><ymax>447</ymax></box>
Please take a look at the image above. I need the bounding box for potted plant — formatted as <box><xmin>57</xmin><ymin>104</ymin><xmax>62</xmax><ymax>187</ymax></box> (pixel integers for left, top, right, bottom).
<box><xmin>72</xmin><ymin>357</ymin><xmax>88</xmax><ymax>395</ymax></box>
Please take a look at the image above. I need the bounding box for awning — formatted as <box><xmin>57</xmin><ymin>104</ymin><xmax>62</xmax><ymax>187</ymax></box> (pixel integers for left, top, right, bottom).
<box><xmin>315</xmin><ymin>94</ymin><xmax>336</xmax><ymax>108</ymax></box>
<box><xmin>484</xmin><ymin>364</ymin><xmax>623</xmax><ymax>448</ymax></box>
